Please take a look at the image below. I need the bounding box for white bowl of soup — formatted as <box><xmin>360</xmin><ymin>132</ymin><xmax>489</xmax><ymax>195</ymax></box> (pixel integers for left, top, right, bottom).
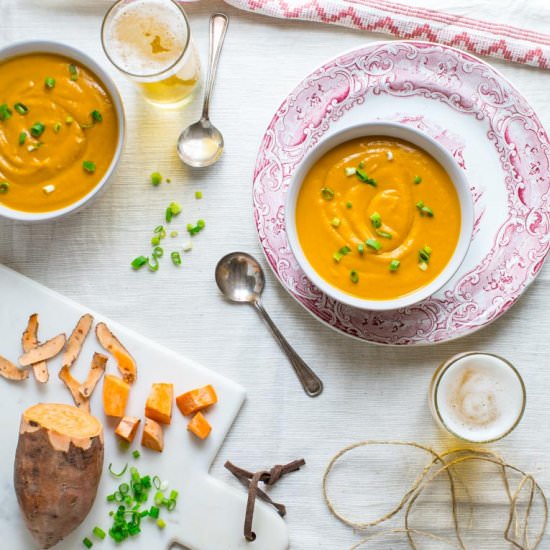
<box><xmin>0</xmin><ymin>41</ymin><xmax>125</xmax><ymax>221</ymax></box>
<box><xmin>285</xmin><ymin>122</ymin><xmax>474</xmax><ymax>311</ymax></box>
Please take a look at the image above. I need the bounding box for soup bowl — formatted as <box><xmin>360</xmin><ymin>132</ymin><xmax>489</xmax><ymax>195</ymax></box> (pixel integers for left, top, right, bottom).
<box><xmin>0</xmin><ymin>41</ymin><xmax>125</xmax><ymax>222</ymax></box>
<box><xmin>285</xmin><ymin>122</ymin><xmax>474</xmax><ymax>311</ymax></box>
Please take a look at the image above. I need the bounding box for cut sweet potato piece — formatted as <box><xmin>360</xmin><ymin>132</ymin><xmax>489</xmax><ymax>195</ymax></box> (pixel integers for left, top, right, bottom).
<box><xmin>19</xmin><ymin>333</ymin><xmax>66</xmax><ymax>367</ymax></box>
<box><xmin>145</xmin><ymin>383</ymin><xmax>174</xmax><ymax>425</ymax></box>
<box><xmin>0</xmin><ymin>354</ymin><xmax>29</xmax><ymax>381</ymax></box>
<box><xmin>187</xmin><ymin>412</ymin><xmax>212</xmax><ymax>440</ymax></box>
<box><xmin>79</xmin><ymin>353</ymin><xmax>107</xmax><ymax>399</ymax></box>
<box><xmin>59</xmin><ymin>366</ymin><xmax>89</xmax><ymax>413</ymax></box>
<box><xmin>62</xmin><ymin>313</ymin><xmax>93</xmax><ymax>369</ymax></box>
<box><xmin>115</xmin><ymin>416</ymin><xmax>141</xmax><ymax>443</ymax></box>
<box><xmin>102</xmin><ymin>374</ymin><xmax>130</xmax><ymax>417</ymax></box>
<box><xmin>176</xmin><ymin>385</ymin><xmax>218</xmax><ymax>416</ymax></box>
<box><xmin>15</xmin><ymin>403</ymin><xmax>103</xmax><ymax>549</ymax></box>
<box><xmin>95</xmin><ymin>322</ymin><xmax>137</xmax><ymax>384</ymax></box>
<box><xmin>141</xmin><ymin>418</ymin><xmax>164</xmax><ymax>452</ymax></box>
<box><xmin>21</xmin><ymin>313</ymin><xmax>48</xmax><ymax>383</ymax></box>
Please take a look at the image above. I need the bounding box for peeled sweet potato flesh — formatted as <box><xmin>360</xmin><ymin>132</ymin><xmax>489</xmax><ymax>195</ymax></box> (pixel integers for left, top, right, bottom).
<box><xmin>145</xmin><ymin>383</ymin><xmax>173</xmax><ymax>424</ymax></box>
<box><xmin>187</xmin><ymin>412</ymin><xmax>212</xmax><ymax>440</ymax></box>
<box><xmin>141</xmin><ymin>418</ymin><xmax>163</xmax><ymax>452</ymax></box>
<box><xmin>14</xmin><ymin>403</ymin><xmax>104</xmax><ymax>549</ymax></box>
<box><xmin>176</xmin><ymin>384</ymin><xmax>218</xmax><ymax>416</ymax></box>
<box><xmin>115</xmin><ymin>416</ymin><xmax>141</xmax><ymax>443</ymax></box>
<box><xmin>103</xmin><ymin>374</ymin><xmax>130</xmax><ymax>417</ymax></box>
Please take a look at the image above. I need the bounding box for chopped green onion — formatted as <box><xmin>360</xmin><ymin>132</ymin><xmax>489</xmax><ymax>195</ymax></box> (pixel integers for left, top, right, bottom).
<box><xmin>350</xmin><ymin>270</ymin><xmax>359</xmax><ymax>284</ymax></box>
<box><xmin>187</xmin><ymin>220</ymin><xmax>205</xmax><ymax>236</ymax></box>
<box><xmin>165</xmin><ymin>201</ymin><xmax>182</xmax><ymax>222</ymax></box>
<box><xmin>154</xmin><ymin>491</ymin><xmax>164</xmax><ymax>506</ymax></box>
<box><xmin>356</xmin><ymin>169</ymin><xmax>377</xmax><ymax>186</ymax></box>
<box><xmin>131</xmin><ymin>256</ymin><xmax>147</xmax><ymax>270</ymax></box>
<box><xmin>195</xmin><ymin>190</ymin><xmax>203</xmax><ymax>199</ymax></box>
<box><xmin>332</xmin><ymin>252</ymin><xmax>343</xmax><ymax>263</ymax></box>
<box><xmin>30</xmin><ymin>122</ymin><xmax>45</xmax><ymax>138</ymax></box>
<box><xmin>147</xmin><ymin>257</ymin><xmax>160</xmax><ymax>272</ymax></box>
<box><xmin>376</xmin><ymin>230</ymin><xmax>392</xmax><ymax>239</ymax></box>
<box><xmin>197</xmin><ymin>219</ymin><xmax>205</xmax><ymax>228</ymax></box>
<box><xmin>0</xmin><ymin>103</ymin><xmax>12</xmax><ymax>121</ymax></box>
<box><xmin>14</xmin><ymin>102</ymin><xmax>28</xmax><ymax>115</ymax></box>
<box><xmin>346</xmin><ymin>201</ymin><xmax>352</xmax><ymax>209</ymax></box>
<box><xmin>66</xmin><ymin>116</ymin><xmax>74</xmax><ymax>124</ymax></box>
<box><xmin>416</xmin><ymin>200</ymin><xmax>424</xmax><ymax>209</ymax></box>
<box><xmin>45</xmin><ymin>77</ymin><xmax>56</xmax><ymax>89</ymax></box>
<box><xmin>166</xmin><ymin>178</ymin><xmax>171</xmax><ymax>183</ymax></box>
<box><xmin>344</xmin><ymin>167</ymin><xmax>356</xmax><ymax>176</ymax></box>
<box><xmin>358</xmin><ymin>161</ymin><xmax>365</xmax><ymax>169</ymax></box>
<box><xmin>153</xmin><ymin>225</ymin><xmax>164</xmax><ymax>233</ymax></box>
<box><xmin>331</xmin><ymin>217</ymin><xmax>341</xmax><ymax>228</ymax></box>
<box><xmin>389</xmin><ymin>259</ymin><xmax>400</xmax><ymax>272</ymax></box>
<box><xmin>151</xmin><ymin>235</ymin><xmax>161</xmax><ymax>246</ymax></box>
<box><xmin>148</xmin><ymin>506</ymin><xmax>159</xmax><ymax>519</ymax></box>
<box><xmin>366</xmin><ymin>238</ymin><xmax>381</xmax><ymax>252</ymax></box>
<box><xmin>150</xmin><ymin>172</ymin><xmax>162</xmax><ymax>186</ymax></box>
<box><xmin>27</xmin><ymin>142</ymin><xmax>43</xmax><ymax>152</ymax></box>
<box><xmin>321</xmin><ymin>187</ymin><xmax>334</xmax><ymax>201</ymax></box>
<box><xmin>357</xmin><ymin>243</ymin><xmax>365</xmax><ymax>254</ymax></box>
<box><xmin>166</xmin><ymin>499</ymin><xmax>176</xmax><ymax>511</ymax></box>
<box><xmin>165</xmin><ymin>208</ymin><xmax>173</xmax><ymax>223</ymax></box>
<box><xmin>339</xmin><ymin>245</ymin><xmax>352</xmax><ymax>255</ymax></box>
<box><xmin>414</xmin><ymin>175</ymin><xmax>422</xmax><ymax>184</ymax></box>
<box><xmin>370</xmin><ymin>212</ymin><xmax>382</xmax><ymax>229</ymax></box>
<box><xmin>419</xmin><ymin>261</ymin><xmax>428</xmax><ymax>271</ymax></box>
<box><xmin>169</xmin><ymin>490</ymin><xmax>179</xmax><ymax>501</ymax></box>
<box><xmin>157</xmin><ymin>519</ymin><xmax>166</xmax><ymax>529</ymax></box>
<box><xmin>152</xmin><ymin>476</ymin><xmax>161</xmax><ymax>490</ymax></box>
<box><xmin>421</xmin><ymin>206</ymin><xmax>434</xmax><ymax>217</ymax></box>
<box><xmin>418</xmin><ymin>246</ymin><xmax>432</xmax><ymax>262</ymax></box>
<box><xmin>53</xmin><ymin>122</ymin><xmax>62</xmax><ymax>133</ymax></box>
<box><xmin>18</xmin><ymin>132</ymin><xmax>26</xmax><ymax>145</ymax></box>
<box><xmin>109</xmin><ymin>463</ymin><xmax>129</xmax><ymax>478</ymax></box>
<box><xmin>152</xmin><ymin>246</ymin><xmax>163</xmax><ymax>259</ymax></box>
<box><xmin>119</xmin><ymin>483</ymin><xmax>130</xmax><ymax>495</ymax></box>
<box><xmin>91</xmin><ymin>110</ymin><xmax>103</xmax><ymax>122</ymax></box>
<box><xmin>424</xmin><ymin>245</ymin><xmax>432</xmax><ymax>254</ymax></box>
<box><xmin>92</xmin><ymin>527</ymin><xmax>106</xmax><ymax>540</ymax></box>
<box><xmin>0</xmin><ymin>181</ymin><xmax>9</xmax><ymax>194</ymax></box>
<box><xmin>69</xmin><ymin>63</ymin><xmax>79</xmax><ymax>81</ymax></box>
<box><xmin>83</xmin><ymin>160</ymin><xmax>96</xmax><ymax>173</ymax></box>
<box><xmin>171</xmin><ymin>251</ymin><xmax>182</xmax><ymax>266</ymax></box>
<box><xmin>182</xmin><ymin>241</ymin><xmax>193</xmax><ymax>252</ymax></box>
<box><xmin>170</xmin><ymin>230</ymin><xmax>178</xmax><ymax>238</ymax></box>
<box><xmin>83</xmin><ymin>537</ymin><xmax>93</xmax><ymax>548</ymax></box>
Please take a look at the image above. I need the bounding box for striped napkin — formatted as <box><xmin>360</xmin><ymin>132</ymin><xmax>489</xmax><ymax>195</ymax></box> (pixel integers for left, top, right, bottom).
<box><xmin>222</xmin><ymin>0</ymin><xmax>550</xmax><ymax>69</ymax></box>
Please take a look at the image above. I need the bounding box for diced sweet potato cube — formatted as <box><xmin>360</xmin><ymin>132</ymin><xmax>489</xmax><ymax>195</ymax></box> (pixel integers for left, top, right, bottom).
<box><xmin>115</xmin><ymin>416</ymin><xmax>141</xmax><ymax>443</ymax></box>
<box><xmin>145</xmin><ymin>383</ymin><xmax>173</xmax><ymax>425</ymax></box>
<box><xmin>176</xmin><ymin>385</ymin><xmax>218</xmax><ymax>416</ymax></box>
<box><xmin>187</xmin><ymin>412</ymin><xmax>212</xmax><ymax>440</ymax></box>
<box><xmin>141</xmin><ymin>418</ymin><xmax>163</xmax><ymax>452</ymax></box>
<box><xmin>103</xmin><ymin>374</ymin><xmax>130</xmax><ymax>417</ymax></box>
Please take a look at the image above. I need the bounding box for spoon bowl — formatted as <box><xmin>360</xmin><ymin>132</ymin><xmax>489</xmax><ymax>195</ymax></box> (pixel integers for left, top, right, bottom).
<box><xmin>177</xmin><ymin>118</ymin><xmax>224</xmax><ymax>168</ymax></box>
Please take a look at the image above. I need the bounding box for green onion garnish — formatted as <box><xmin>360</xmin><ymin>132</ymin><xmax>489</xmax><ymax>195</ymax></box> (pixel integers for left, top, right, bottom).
<box><xmin>370</xmin><ymin>211</ymin><xmax>382</xmax><ymax>229</ymax></box>
<box><xmin>418</xmin><ymin>246</ymin><xmax>432</xmax><ymax>263</ymax></box>
<box><xmin>92</xmin><ymin>527</ymin><xmax>106</xmax><ymax>540</ymax></box>
<box><xmin>346</xmin><ymin>201</ymin><xmax>352</xmax><ymax>209</ymax></box>
<box><xmin>366</xmin><ymin>238</ymin><xmax>381</xmax><ymax>252</ymax></box>
<box><xmin>187</xmin><ymin>220</ymin><xmax>206</xmax><ymax>236</ymax></box>
<box><xmin>14</xmin><ymin>102</ymin><xmax>28</xmax><ymax>115</ymax></box>
<box><xmin>131</xmin><ymin>256</ymin><xmax>148</xmax><ymax>270</ymax></box>
<box><xmin>356</xmin><ymin>169</ymin><xmax>377</xmax><ymax>186</ymax></box>
<box><xmin>321</xmin><ymin>187</ymin><xmax>334</xmax><ymax>201</ymax></box>
<box><xmin>109</xmin><ymin>463</ymin><xmax>129</xmax><ymax>477</ymax></box>
<box><xmin>195</xmin><ymin>191</ymin><xmax>203</xmax><ymax>199</ymax></box>
<box><xmin>357</xmin><ymin>243</ymin><xmax>365</xmax><ymax>254</ymax></box>
<box><xmin>151</xmin><ymin>235</ymin><xmax>161</xmax><ymax>246</ymax></box>
<box><xmin>53</xmin><ymin>122</ymin><xmax>62</xmax><ymax>133</ymax></box>
<box><xmin>0</xmin><ymin>103</ymin><xmax>12</xmax><ymax>121</ymax></box>
<box><xmin>332</xmin><ymin>251</ymin><xmax>343</xmax><ymax>263</ymax></box>
<box><xmin>416</xmin><ymin>201</ymin><xmax>434</xmax><ymax>216</ymax></box>
<box><xmin>152</xmin><ymin>247</ymin><xmax>163</xmax><ymax>259</ymax></box>
<box><xmin>30</xmin><ymin>122</ymin><xmax>45</xmax><ymax>138</ymax></box>
<box><xmin>170</xmin><ymin>230</ymin><xmax>178</xmax><ymax>238</ymax></box>
<box><xmin>149</xmin><ymin>506</ymin><xmax>160</xmax><ymax>519</ymax></box>
<box><xmin>419</xmin><ymin>262</ymin><xmax>428</xmax><ymax>271</ymax></box>
<box><xmin>376</xmin><ymin>230</ymin><xmax>392</xmax><ymax>239</ymax></box>
<box><xmin>0</xmin><ymin>181</ymin><xmax>9</xmax><ymax>194</ymax></box>
<box><xmin>27</xmin><ymin>142</ymin><xmax>43</xmax><ymax>152</ymax></box>
<box><xmin>414</xmin><ymin>175</ymin><xmax>422</xmax><ymax>184</ymax></box>
<box><xmin>389</xmin><ymin>259</ymin><xmax>400</xmax><ymax>272</ymax></box>
<box><xmin>69</xmin><ymin>63</ymin><xmax>79</xmax><ymax>81</ymax></box>
<box><xmin>350</xmin><ymin>270</ymin><xmax>359</xmax><ymax>284</ymax></box>
<box><xmin>83</xmin><ymin>537</ymin><xmax>93</xmax><ymax>548</ymax></box>
<box><xmin>83</xmin><ymin>160</ymin><xmax>96</xmax><ymax>173</ymax></box>
<box><xmin>331</xmin><ymin>217</ymin><xmax>341</xmax><ymax>228</ymax></box>
<box><xmin>150</xmin><ymin>172</ymin><xmax>162</xmax><ymax>186</ymax></box>
<box><xmin>18</xmin><ymin>132</ymin><xmax>26</xmax><ymax>145</ymax></box>
<box><xmin>132</xmin><ymin>450</ymin><xmax>140</xmax><ymax>459</ymax></box>
<box><xmin>165</xmin><ymin>202</ymin><xmax>182</xmax><ymax>222</ymax></box>
<box><xmin>147</xmin><ymin>257</ymin><xmax>159</xmax><ymax>272</ymax></box>
<box><xmin>171</xmin><ymin>251</ymin><xmax>182</xmax><ymax>266</ymax></box>
<box><xmin>153</xmin><ymin>225</ymin><xmax>164</xmax><ymax>233</ymax></box>
<box><xmin>157</xmin><ymin>519</ymin><xmax>166</xmax><ymax>529</ymax></box>
<box><xmin>66</xmin><ymin>116</ymin><xmax>74</xmax><ymax>124</ymax></box>
<box><xmin>45</xmin><ymin>77</ymin><xmax>56</xmax><ymax>89</ymax></box>
<box><xmin>358</xmin><ymin>161</ymin><xmax>365</xmax><ymax>169</ymax></box>
<box><xmin>344</xmin><ymin>167</ymin><xmax>356</xmax><ymax>176</ymax></box>
<box><xmin>91</xmin><ymin>110</ymin><xmax>103</xmax><ymax>122</ymax></box>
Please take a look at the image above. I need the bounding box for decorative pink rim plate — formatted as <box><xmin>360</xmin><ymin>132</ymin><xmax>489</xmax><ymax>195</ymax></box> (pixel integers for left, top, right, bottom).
<box><xmin>253</xmin><ymin>41</ymin><xmax>550</xmax><ymax>345</ymax></box>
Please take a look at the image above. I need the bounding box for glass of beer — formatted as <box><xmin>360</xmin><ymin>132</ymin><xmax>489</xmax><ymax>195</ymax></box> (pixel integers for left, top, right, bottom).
<box><xmin>101</xmin><ymin>0</ymin><xmax>201</xmax><ymax>107</ymax></box>
<box><xmin>429</xmin><ymin>352</ymin><xmax>526</xmax><ymax>443</ymax></box>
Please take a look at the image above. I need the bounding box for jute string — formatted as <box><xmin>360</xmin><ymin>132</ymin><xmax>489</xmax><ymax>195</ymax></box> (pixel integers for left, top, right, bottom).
<box><xmin>322</xmin><ymin>441</ymin><xmax>548</xmax><ymax>549</ymax></box>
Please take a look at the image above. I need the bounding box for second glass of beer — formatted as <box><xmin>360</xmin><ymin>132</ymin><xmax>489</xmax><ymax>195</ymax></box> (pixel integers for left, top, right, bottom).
<box><xmin>101</xmin><ymin>0</ymin><xmax>201</xmax><ymax>107</ymax></box>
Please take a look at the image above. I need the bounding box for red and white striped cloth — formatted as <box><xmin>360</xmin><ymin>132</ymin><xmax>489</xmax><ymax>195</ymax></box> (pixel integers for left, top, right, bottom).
<box><xmin>222</xmin><ymin>0</ymin><xmax>550</xmax><ymax>69</ymax></box>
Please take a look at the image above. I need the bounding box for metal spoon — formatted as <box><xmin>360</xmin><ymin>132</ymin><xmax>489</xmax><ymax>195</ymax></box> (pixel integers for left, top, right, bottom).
<box><xmin>177</xmin><ymin>13</ymin><xmax>229</xmax><ymax>167</ymax></box>
<box><xmin>215</xmin><ymin>252</ymin><xmax>324</xmax><ymax>397</ymax></box>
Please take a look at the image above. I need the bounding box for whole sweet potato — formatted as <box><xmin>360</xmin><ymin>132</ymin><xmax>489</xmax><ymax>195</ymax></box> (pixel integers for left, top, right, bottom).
<box><xmin>14</xmin><ymin>403</ymin><xmax>104</xmax><ymax>549</ymax></box>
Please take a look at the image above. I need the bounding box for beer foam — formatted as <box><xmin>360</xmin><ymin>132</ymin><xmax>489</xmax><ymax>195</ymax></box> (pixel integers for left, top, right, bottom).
<box><xmin>104</xmin><ymin>0</ymin><xmax>188</xmax><ymax>76</ymax></box>
<box><xmin>435</xmin><ymin>354</ymin><xmax>524</xmax><ymax>442</ymax></box>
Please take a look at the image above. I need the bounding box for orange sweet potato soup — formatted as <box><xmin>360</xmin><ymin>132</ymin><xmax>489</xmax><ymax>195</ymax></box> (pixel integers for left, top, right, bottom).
<box><xmin>295</xmin><ymin>137</ymin><xmax>461</xmax><ymax>300</ymax></box>
<box><xmin>0</xmin><ymin>53</ymin><xmax>118</xmax><ymax>213</ymax></box>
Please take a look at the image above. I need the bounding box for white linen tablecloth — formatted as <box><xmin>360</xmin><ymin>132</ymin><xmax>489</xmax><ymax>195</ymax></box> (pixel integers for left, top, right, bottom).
<box><xmin>2</xmin><ymin>1</ymin><xmax>550</xmax><ymax>548</ymax></box>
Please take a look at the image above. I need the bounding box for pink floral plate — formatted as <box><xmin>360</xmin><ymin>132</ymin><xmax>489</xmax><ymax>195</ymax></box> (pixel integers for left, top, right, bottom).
<box><xmin>253</xmin><ymin>41</ymin><xmax>550</xmax><ymax>345</ymax></box>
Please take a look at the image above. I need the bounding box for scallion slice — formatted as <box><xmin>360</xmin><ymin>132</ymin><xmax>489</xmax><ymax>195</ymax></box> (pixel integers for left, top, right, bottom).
<box><xmin>131</xmin><ymin>256</ymin><xmax>148</xmax><ymax>270</ymax></box>
<box><xmin>414</xmin><ymin>175</ymin><xmax>422</xmax><ymax>184</ymax></box>
<box><xmin>108</xmin><ymin>463</ymin><xmax>129</xmax><ymax>478</ymax></box>
<box><xmin>83</xmin><ymin>537</ymin><xmax>93</xmax><ymax>548</ymax></box>
<box><xmin>91</xmin><ymin>110</ymin><xmax>103</xmax><ymax>122</ymax></box>
<box><xmin>344</xmin><ymin>167</ymin><xmax>356</xmax><ymax>176</ymax></box>
<box><xmin>376</xmin><ymin>230</ymin><xmax>392</xmax><ymax>239</ymax></box>
<box><xmin>321</xmin><ymin>187</ymin><xmax>334</xmax><ymax>201</ymax></box>
<box><xmin>132</xmin><ymin>450</ymin><xmax>140</xmax><ymax>459</ymax></box>
<box><xmin>357</xmin><ymin>243</ymin><xmax>365</xmax><ymax>254</ymax></box>
<box><xmin>356</xmin><ymin>169</ymin><xmax>377</xmax><ymax>186</ymax></box>
<box><xmin>389</xmin><ymin>259</ymin><xmax>400</xmax><ymax>271</ymax></box>
<box><xmin>350</xmin><ymin>270</ymin><xmax>359</xmax><ymax>284</ymax></box>
<box><xmin>366</xmin><ymin>238</ymin><xmax>381</xmax><ymax>252</ymax></box>
<box><xmin>370</xmin><ymin>212</ymin><xmax>382</xmax><ymax>229</ymax></box>
<box><xmin>69</xmin><ymin>63</ymin><xmax>79</xmax><ymax>81</ymax></box>
<box><xmin>0</xmin><ymin>181</ymin><xmax>9</xmax><ymax>194</ymax></box>
<box><xmin>150</xmin><ymin>172</ymin><xmax>162</xmax><ymax>186</ymax></box>
<box><xmin>0</xmin><ymin>103</ymin><xmax>12</xmax><ymax>121</ymax></box>
<box><xmin>83</xmin><ymin>160</ymin><xmax>96</xmax><ymax>173</ymax></box>
<box><xmin>45</xmin><ymin>76</ymin><xmax>56</xmax><ymax>89</ymax></box>
<box><xmin>346</xmin><ymin>201</ymin><xmax>352</xmax><ymax>209</ymax></box>
<box><xmin>18</xmin><ymin>132</ymin><xmax>27</xmax><ymax>145</ymax></box>
<box><xmin>195</xmin><ymin>190</ymin><xmax>203</xmax><ymax>199</ymax></box>
<box><xmin>30</xmin><ymin>122</ymin><xmax>45</xmax><ymax>138</ymax></box>
<box><xmin>14</xmin><ymin>102</ymin><xmax>28</xmax><ymax>115</ymax></box>
<box><xmin>171</xmin><ymin>251</ymin><xmax>182</xmax><ymax>266</ymax></box>
<box><xmin>331</xmin><ymin>217</ymin><xmax>341</xmax><ymax>228</ymax></box>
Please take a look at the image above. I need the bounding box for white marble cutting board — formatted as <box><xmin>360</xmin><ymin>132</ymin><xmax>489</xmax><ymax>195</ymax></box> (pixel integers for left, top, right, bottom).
<box><xmin>0</xmin><ymin>264</ymin><xmax>288</xmax><ymax>550</ymax></box>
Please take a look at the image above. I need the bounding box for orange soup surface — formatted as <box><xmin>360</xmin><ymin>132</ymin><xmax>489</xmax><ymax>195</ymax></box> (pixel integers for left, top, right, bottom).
<box><xmin>295</xmin><ymin>137</ymin><xmax>461</xmax><ymax>300</ymax></box>
<box><xmin>0</xmin><ymin>53</ymin><xmax>119</xmax><ymax>213</ymax></box>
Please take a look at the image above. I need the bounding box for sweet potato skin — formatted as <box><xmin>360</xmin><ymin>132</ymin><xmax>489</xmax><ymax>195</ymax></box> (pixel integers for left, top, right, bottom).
<box><xmin>14</xmin><ymin>427</ymin><xmax>104</xmax><ymax>549</ymax></box>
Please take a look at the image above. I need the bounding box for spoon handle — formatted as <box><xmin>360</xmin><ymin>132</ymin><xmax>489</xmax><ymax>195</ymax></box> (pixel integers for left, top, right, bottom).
<box><xmin>202</xmin><ymin>13</ymin><xmax>229</xmax><ymax>121</ymax></box>
<box><xmin>253</xmin><ymin>300</ymin><xmax>323</xmax><ymax>397</ymax></box>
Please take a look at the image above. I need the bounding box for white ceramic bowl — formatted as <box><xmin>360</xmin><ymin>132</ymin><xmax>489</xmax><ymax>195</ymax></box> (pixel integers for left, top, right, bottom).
<box><xmin>285</xmin><ymin>122</ymin><xmax>474</xmax><ymax>311</ymax></box>
<box><xmin>0</xmin><ymin>41</ymin><xmax>125</xmax><ymax>222</ymax></box>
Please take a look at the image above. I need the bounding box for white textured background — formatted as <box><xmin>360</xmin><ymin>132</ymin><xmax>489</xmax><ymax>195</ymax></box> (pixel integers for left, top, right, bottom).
<box><xmin>1</xmin><ymin>1</ymin><xmax>550</xmax><ymax>548</ymax></box>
